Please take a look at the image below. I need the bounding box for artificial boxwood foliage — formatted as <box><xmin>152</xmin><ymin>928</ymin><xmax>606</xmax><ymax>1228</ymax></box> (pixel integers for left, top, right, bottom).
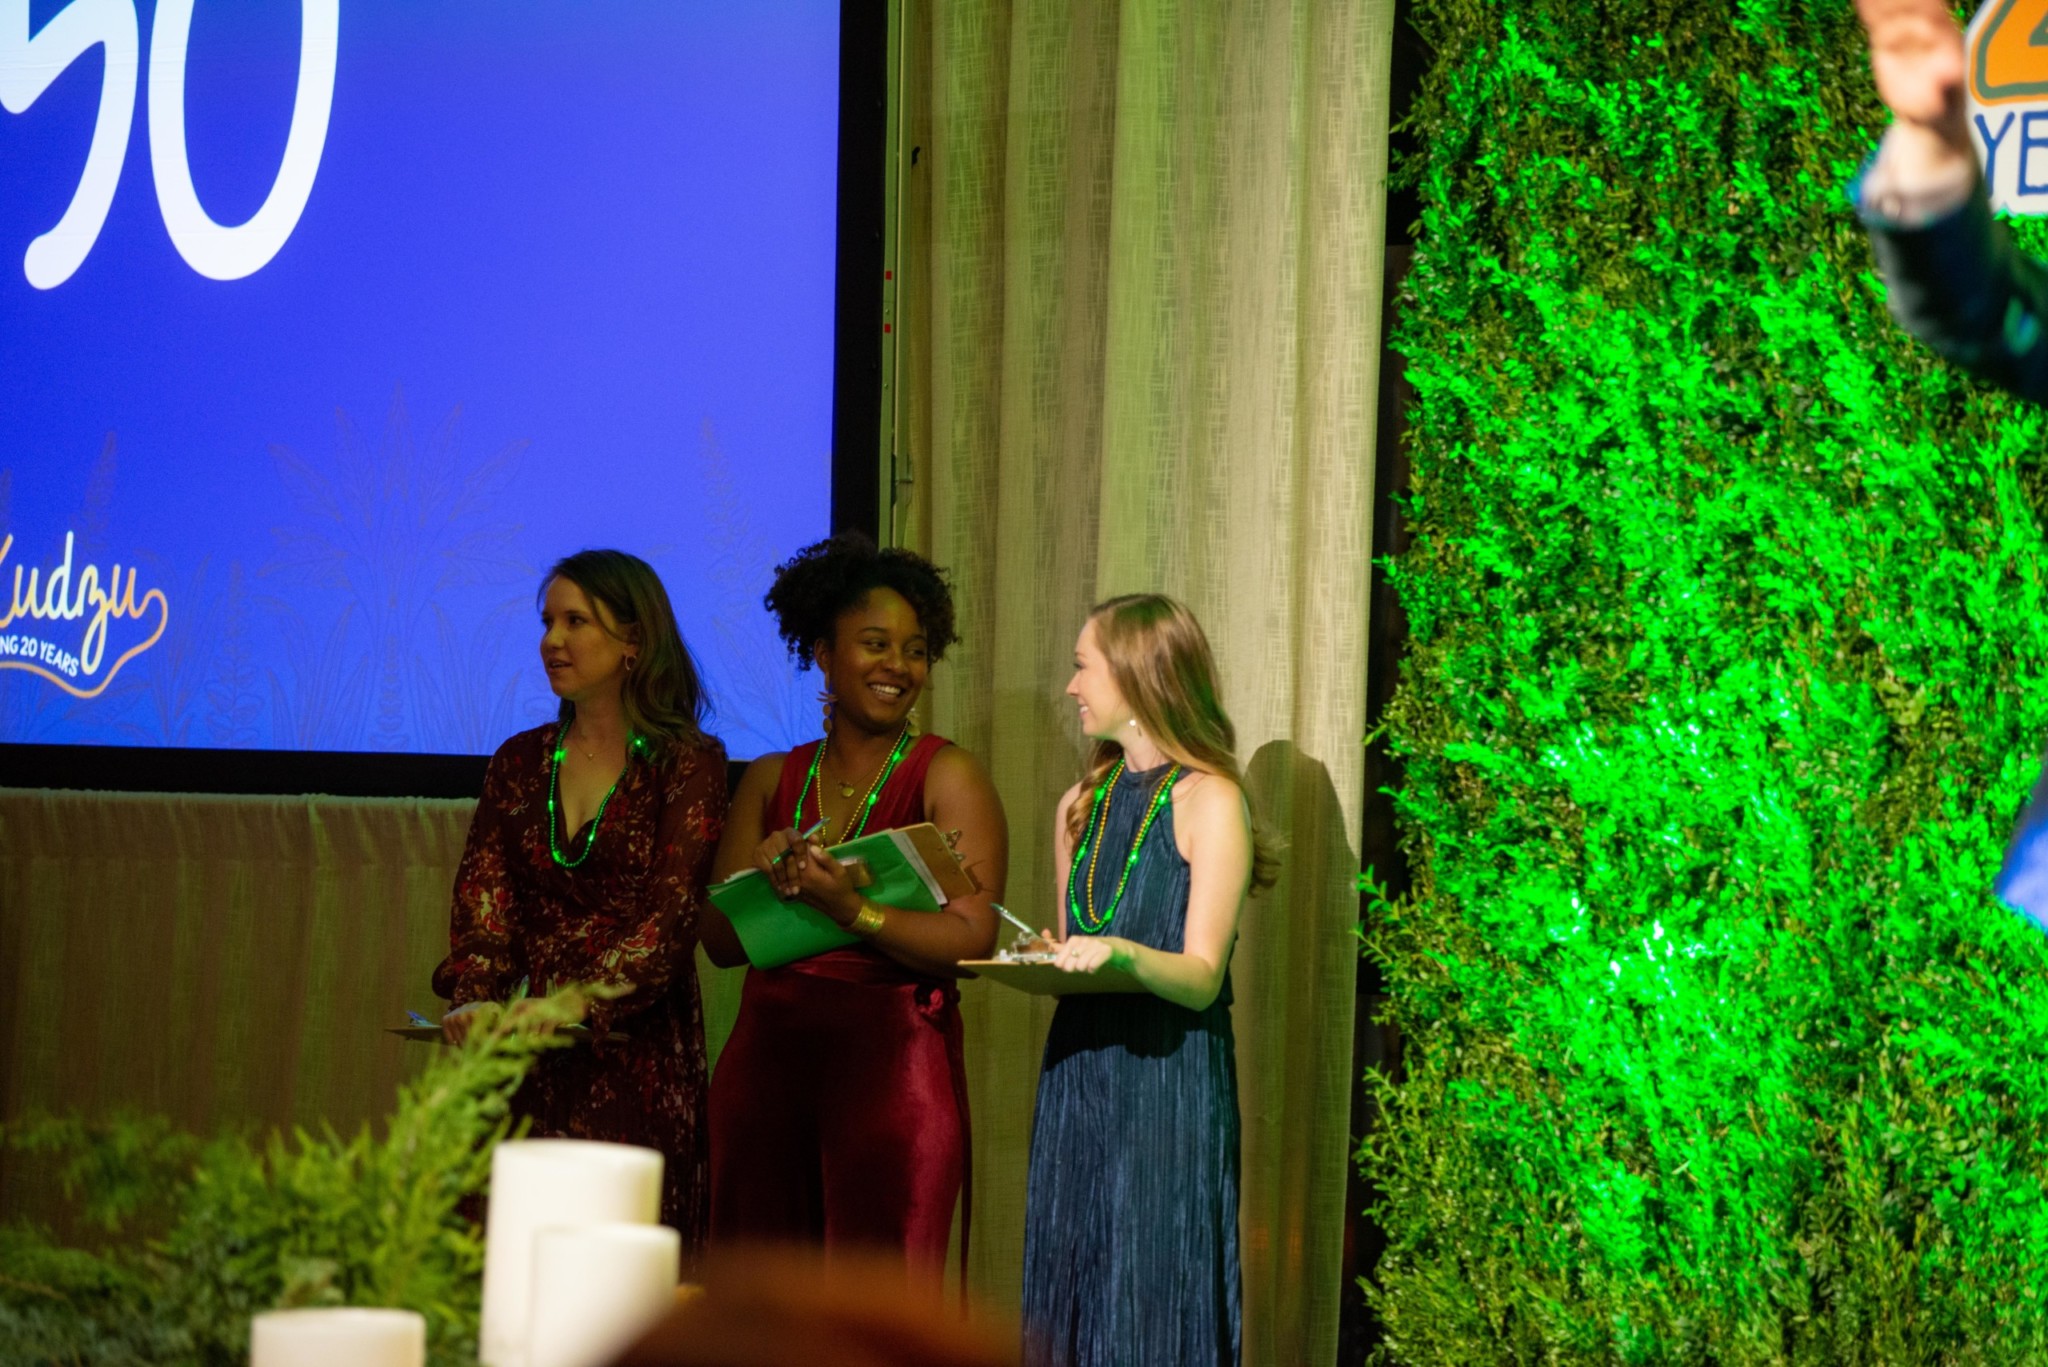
<box><xmin>1366</xmin><ymin>2</ymin><xmax>2048</xmax><ymax>1361</ymax></box>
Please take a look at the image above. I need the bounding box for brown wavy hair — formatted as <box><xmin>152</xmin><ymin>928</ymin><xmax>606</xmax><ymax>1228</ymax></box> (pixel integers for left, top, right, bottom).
<box><xmin>542</xmin><ymin>549</ymin><xmax>710</xmax><ymax>761</ymax></box>
<box><xmin>1065</xmin><ymin>593</ymin><xmax>1277</xmax><ymax>893</ymax></box>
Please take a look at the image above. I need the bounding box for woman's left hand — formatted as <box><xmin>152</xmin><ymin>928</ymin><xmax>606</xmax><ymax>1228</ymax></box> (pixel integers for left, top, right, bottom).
<box><xmin>785</xmin><ymin>839</ymin><xmax>865</xmax><ymax>926</ymax></box>
<box><xmin>1051</xmin><ymin>934</ymin><xmax>1132</xmax><ymax>975</ymax></box>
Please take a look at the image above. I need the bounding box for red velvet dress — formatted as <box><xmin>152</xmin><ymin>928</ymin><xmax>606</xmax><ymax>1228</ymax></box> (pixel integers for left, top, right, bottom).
<box><xmin>432</xmin><ymin>722</ymin><xmax>727</xmax><ymax>1247</ymax></box>
<box><xmin>707</xmin><ymin>733</ymin><xmax>969</xmax><ymax>1270</ymax></box>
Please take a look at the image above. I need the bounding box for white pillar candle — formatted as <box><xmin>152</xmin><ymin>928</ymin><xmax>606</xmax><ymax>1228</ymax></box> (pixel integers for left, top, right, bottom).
<box><xmin>250</xmin><ymin>1308</ymin><xmax>424</xmax><ymax>1367</ymax></box>
<box><xmin>478</xmin><ymin>1140</ymin><xmax>664</xmax><ymax>1367</ymax></box>
<box><xmin>527</xmin><ymin>1223</ymin><xmax>682</xmax><ymax>1367</ymax></box>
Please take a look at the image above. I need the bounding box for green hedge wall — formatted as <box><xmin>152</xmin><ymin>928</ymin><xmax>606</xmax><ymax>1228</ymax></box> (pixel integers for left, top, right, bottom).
<box><xmin>1368</xmin><ymin>2</ymin><xmax>2048</xmax><ymax>1361</ymax></box>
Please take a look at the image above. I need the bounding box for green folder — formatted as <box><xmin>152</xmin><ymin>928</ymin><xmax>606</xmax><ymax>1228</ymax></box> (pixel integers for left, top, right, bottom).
<box><xmin>708</xmin><ymin>823</ymin><xmax>976</xmax><ymax>969</ymax></box>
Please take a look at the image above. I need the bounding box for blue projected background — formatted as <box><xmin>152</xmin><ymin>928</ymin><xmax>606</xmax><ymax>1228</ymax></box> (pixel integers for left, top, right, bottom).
<box><xmin>0</xmin><ymin>0</ymin><xmax>838</xmax><ymax>757</ymax></box>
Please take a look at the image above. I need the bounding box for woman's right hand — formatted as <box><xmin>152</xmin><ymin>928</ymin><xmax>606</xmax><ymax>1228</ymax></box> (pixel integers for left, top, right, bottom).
<box><xmin>753</xmin><ymin>827</ymin><xmax>809</xmax><ymax>899</ymax></box>
<box><xmin>1856</xmin><ymin>0</ymin><xmax>1967</xmax><ymax>140</ymax></box>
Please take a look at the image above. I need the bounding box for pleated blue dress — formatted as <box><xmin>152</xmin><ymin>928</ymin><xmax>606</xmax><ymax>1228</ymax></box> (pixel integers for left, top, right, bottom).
<box><xmin>1021</xmin><ymin>762</ymin><xmax>1243</xmax><ymax>1367</ymax></box>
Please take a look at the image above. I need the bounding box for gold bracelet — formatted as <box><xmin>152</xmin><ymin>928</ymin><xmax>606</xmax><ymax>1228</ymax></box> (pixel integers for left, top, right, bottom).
<box><xmin>847</xmin><ymin>899</ymin><xmax>886</xmax><ymax>938</ymax></box>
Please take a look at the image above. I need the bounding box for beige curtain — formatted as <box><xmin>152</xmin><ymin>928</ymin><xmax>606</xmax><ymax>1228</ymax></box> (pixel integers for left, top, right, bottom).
<box><xmin>0</xmin><ymin>789</ymin><xmax>752</xmax><ymax>1240</ymax></box>
<box><xmin>0</xmin><ymin>791</ymin><xmax>471</xmax><ymax>1233</ymax></box>
<box><xmin>898</xmin><ymin>0</ymin><xmax>1395</xmax><ymax>1361</ymax></box>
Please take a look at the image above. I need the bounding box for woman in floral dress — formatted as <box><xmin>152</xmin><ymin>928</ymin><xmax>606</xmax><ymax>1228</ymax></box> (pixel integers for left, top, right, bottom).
<box><xmin>434</xmin><ymin>549</ymin><xmax>727</xmax><ymax>1246</ymax></box>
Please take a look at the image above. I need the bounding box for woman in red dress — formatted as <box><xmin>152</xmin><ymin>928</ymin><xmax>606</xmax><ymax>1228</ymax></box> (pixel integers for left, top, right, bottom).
<box><xmin>702</xmin><ymin>532</ymin><xmax>1006</xmax><ymax>1270</ymax></box>
<box><xmin>433</xmin><ymin>549</ymin><xmax>727</xmax><ymax>1246</ymax></box>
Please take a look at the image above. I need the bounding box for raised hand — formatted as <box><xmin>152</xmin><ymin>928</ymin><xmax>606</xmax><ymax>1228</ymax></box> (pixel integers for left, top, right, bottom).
<box><xmin>1856</xmin><ymin>0</ymin><xmax>1969</xmax><ymax>144</ymax></box>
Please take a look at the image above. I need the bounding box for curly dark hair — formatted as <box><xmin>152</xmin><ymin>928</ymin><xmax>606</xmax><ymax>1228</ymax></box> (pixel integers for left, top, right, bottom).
<box><xmin>764</xmin><ymin>532</ymin><xmax>958</xmax><ymax>670</ymax></box>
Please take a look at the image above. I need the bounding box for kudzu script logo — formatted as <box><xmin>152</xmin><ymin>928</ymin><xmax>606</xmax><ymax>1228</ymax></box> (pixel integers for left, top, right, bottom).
<box><xmin>0</xmin><ymin>532</ymin><xmax>169</xmax><ymax>698</ymax></box>
<box><xmin>0</xmin><ymin>0</ymin><xmax>338</xmax><ymax>288</ymax></box>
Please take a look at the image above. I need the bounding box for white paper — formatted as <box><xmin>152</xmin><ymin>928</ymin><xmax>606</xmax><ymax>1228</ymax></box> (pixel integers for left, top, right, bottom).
<box><xmin>887</xmin><ymin>827</ymin><xmax>948</xmax><ymax>905</ymax></box>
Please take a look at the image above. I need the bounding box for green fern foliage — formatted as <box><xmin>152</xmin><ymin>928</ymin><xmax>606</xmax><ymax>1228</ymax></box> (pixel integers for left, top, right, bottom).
<box><xmin>1368</xmin><ymin>2</ymin><xmax>2048</xmax><ymax>1362</ymax></box>
<box><xmin>0</xmin><ymin>994</ymin><xmax>582</xmax><ymax>1367</ymax></box>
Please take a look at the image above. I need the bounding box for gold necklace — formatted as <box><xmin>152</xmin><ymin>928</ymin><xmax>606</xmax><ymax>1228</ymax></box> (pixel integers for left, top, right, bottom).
<box><xmin>813</xmin><ymin>723</ymin><xmax>914</xmax><ymax>843</ymax></box>
<box><xmin>828</xmin><ymin>758</ymin><xmax>858</xmax><ymax>799</ymax></box>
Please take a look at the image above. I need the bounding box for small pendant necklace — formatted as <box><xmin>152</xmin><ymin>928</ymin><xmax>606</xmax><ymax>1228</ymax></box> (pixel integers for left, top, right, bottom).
<box><xmin>824</xmin><ymin>734</ymin><xmax>866</xmax><ymax>796</ymax></box>
<box><xmin>797</xmin><ymin>722</ymin><xmax>914</xmax><ymax>845</ymax></box>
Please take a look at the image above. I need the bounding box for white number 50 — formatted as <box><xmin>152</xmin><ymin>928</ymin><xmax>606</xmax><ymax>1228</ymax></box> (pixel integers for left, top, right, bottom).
<box><xmin>0</xmin><ymin>0</ymin><xmax>337</xmax><ymax>289</ymax></box>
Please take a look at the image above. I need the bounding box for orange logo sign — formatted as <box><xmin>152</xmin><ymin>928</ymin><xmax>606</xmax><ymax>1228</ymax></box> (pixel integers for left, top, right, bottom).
<box><xmin>1973</xmin><ymin>0</ymin><xmax>2048</xmax><ymax>105</ymax></box>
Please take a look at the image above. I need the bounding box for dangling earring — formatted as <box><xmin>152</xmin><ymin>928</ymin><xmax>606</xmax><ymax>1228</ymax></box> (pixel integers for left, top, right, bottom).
<box><xmin>625</xmin><ymin>654</ymin><xmax>637</xmax><ymax>673</ymax></box>
<box><xmin>819</xmin><ymin>689</ymin><xmax>837</xmax><ymax>734</ymax></box>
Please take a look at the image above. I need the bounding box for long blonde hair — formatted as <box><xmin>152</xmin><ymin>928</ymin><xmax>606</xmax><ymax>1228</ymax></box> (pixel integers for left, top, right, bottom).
<box><xmin>1067</xmin><ymin>594</ymin><xmax>1278</xmax><ymax>892</ymax></box>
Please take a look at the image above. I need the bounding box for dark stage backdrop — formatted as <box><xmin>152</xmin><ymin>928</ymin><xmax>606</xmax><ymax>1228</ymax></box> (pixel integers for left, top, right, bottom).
<box><xmin>0</xmin><ymin>0</ymin><xmax>840</xmax><ymax>761</ymax></box>
<box><xmin>1368</xmin><ymin>0</ymin><xmax>2048</xmax><ymax>1361</ymax></box>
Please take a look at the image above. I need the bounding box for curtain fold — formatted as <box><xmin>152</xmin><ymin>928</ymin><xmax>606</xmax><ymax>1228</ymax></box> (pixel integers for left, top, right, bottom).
<box><xmin>0</xmin><ymin>791</ymin><xmax>471</xmax><ymax>1232</ymax></box>
<box><xmin>0</xmin><ymin>788</ymin><xmax>754</xmax><ymax>1242</ymax></box>
<box><xmin>902</xmin><ymin>0</ymin><xmax>1395</xmax><ymax>1360</ymax></box>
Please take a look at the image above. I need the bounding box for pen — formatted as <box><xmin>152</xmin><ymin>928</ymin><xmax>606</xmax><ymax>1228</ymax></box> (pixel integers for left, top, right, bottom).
<box><xmin>773</xmin><ymin>817</ymin><xmax>828</xmax><ymax>868</ymax></box>
<box><xmin>991</xmin><ymin>902</ymin><xmax>1039</xmax><ymax>940</ymax></box>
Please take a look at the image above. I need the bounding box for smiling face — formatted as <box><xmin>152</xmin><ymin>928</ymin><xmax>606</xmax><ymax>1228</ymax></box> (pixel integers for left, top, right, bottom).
<box><xmin>1066</xmin><ymin>617</ymin><xmax>1134</xmax><ymax>741</ymax></box>
<box><xmin>814</xmin><ymin>587</ymin><xmax>929</xmax><ymax>732</ymax></box>
<box><xmin>539</xmin><ymin>575</ymin><xmax>637</xmax><ymax>705</ymax></box>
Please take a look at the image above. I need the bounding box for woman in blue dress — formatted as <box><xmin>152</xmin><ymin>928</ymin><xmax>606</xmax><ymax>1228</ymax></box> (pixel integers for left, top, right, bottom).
<box><xmin>1021</xmin><ymin>593</ymin><xmax>1276</xmax><ymax>1367</ymax></box>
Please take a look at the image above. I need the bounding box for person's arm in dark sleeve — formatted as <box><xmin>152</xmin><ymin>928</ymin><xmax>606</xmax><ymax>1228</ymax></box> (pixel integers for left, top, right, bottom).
<box><xmin>1852</xmin><ymin>0</ymin><xmax>2048</xmax><ymax>403</ymax></box>
<box><xmin>433</xmin><ymin>739</ymin><xmax>529</xmax><ymax>1010</ymax></box>
<box><xmin>1858</xmin><ymin>138</ymin><xmax>2048</xmax><ymax>404</ymax></box>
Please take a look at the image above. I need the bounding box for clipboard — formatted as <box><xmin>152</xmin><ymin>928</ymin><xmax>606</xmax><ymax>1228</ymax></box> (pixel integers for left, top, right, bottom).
<box><xmin>959</xmin><ymin>957</ymin><xmax>1147</xmax><ymax>996</ymax></box>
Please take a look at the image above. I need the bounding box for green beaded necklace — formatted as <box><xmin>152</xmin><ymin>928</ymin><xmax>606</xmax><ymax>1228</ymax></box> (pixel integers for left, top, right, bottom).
<box><xmin>1067</xmin><ymin>757</ymin><xmax>1181</xmax><ymax>935</ymax></box>
<box><xmin>793</xmin><ymin>721</ymin><xmax>914</xmax><ymax>844</ymax></box>
<box><xmin>547</xmin><ymin>729</ymin><xmax>645</xmax><ymax>868</ymax></box>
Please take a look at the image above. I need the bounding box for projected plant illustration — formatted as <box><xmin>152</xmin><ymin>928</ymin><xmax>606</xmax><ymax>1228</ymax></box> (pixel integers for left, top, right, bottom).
<box><xmin>260</xmin><ymin>388</ymin><xmax>537</xmax><ymax>753</ymax></box>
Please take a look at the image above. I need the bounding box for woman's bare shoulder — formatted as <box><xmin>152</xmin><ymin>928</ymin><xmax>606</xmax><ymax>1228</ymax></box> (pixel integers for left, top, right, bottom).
<box><xmin>1172</xmin><ymin>768</ymin><xmax>1245</xmax><ymax>823</ymax></box>
<box><xmin>738</xmin><ymin>751</ymin><xmax>788</xmax><ymax>782</ymax></box>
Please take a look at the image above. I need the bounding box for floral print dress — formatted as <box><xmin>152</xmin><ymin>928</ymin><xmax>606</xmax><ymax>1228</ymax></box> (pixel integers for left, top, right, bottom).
<box><xmin>433</xmin><ymin>722</ymin><xmax>726</xmax><ymax>1244</ymax></box>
